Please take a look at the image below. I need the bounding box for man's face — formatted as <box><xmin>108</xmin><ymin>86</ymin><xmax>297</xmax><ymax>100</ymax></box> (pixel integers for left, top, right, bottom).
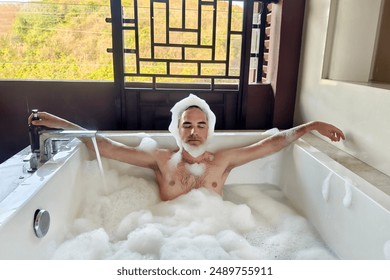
<box><xmin>179</xmin><ymin>107</ymin><xmax>209</xmax><ymax>147</ymax></box>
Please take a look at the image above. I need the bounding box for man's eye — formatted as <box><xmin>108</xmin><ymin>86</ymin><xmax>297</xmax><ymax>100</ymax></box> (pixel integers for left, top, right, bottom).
<box><xmin>198</xmin><ymin>124</ymin><xmax>206</xmax><ymax>128</ymax></box>
<box><xmin>183</xmin><ymin>124</ymin><xmax>191</xmax><ymax>128</ymax></box>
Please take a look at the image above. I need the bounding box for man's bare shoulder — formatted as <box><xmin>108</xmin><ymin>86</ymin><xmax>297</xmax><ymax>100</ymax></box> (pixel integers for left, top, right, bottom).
<box><xmin>212</xmin><ymin>145</ymin><xmax>249</xmax><ymax>169</ymax></box>
<box><xmin>205</xmin><ymin>148</ymin><xmax>231</xmax><ymax>166</ymax></box>
<box><xmin>154</xmin><ymin>148</ymin><xmax>177</xmax><ymax>161</ymax></box>
<box><xmin>213</xmin><ymin>146</ymin><xmax>240</xmax><ymax>159</ymax></box>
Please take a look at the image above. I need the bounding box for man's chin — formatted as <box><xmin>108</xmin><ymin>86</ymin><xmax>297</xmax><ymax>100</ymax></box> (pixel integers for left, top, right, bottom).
<box><xmin>182</xmin><ymin>142</ymin><xmax>207</xmax><ymax>158</ymax></box>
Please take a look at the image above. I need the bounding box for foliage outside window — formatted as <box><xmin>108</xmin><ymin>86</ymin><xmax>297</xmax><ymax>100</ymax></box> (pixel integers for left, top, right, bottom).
<box><xmin>0</xmin><ymin>0</ymin><xmax>113</xmax><ymax>80</ymax></box>
<box><xmin>121</xmin><ymin>0</ymin><xmax>244</xmax><ymax>86</ymax></box>
<box><xmin>0</xmin><ymin>0</ymin><xmax>260</xmax><ymax>85</ymax></box>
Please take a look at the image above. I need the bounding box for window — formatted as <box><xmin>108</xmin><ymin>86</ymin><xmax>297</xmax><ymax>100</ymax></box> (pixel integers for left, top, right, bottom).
<box><xmin>0</xmin><ymin>0</ymin><xmax>113</xmax><ymax>80</ymax></box>
<box><xmin>0</xmin><ymin>0</ymin><xmax>276</xmax><ymax>85</ymax></box>
<box><xmin>119</xmin><ymin>0</ymin><xmax>245</xmax><ymax>89</ymax></box>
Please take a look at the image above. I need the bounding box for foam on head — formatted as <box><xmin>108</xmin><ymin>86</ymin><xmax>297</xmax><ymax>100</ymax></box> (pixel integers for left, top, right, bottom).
<box><xmin>168</xmin><ymin>94</ymin><xmax>216</xmax><ymax>157</ymax></box>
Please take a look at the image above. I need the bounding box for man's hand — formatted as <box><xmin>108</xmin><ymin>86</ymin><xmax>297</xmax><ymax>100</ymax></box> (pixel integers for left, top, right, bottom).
<box><xmin>28</xmin><ymin>112</ymin><xmax>82</xmax><ymax>130</ymax></box>
<box><xmin>313</xmin><ymin>121</ymin><xmax>345</xmax><ymax>142</ymax></box>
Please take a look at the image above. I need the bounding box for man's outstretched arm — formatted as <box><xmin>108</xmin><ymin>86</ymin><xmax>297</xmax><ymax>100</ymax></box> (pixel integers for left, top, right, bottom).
<box><xmin>223</xmin><ymin>121</ymin><xmax>345</xmax><ymax>168</ymax></box>
<box><xmin>28</xmin><ymin>112</ymin><xmax>158</xmax><ymax>168</ymax></box>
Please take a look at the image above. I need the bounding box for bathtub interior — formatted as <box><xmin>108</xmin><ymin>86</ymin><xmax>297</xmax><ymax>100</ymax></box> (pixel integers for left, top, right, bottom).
<box><xmin>0</xmin><ymin>132</ymin><xmax>389</xmax><ymax>259</ymax></box>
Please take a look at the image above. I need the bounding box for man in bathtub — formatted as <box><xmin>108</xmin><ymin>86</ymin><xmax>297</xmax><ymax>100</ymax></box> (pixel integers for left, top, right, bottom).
<box><xmin>28</xmin><ymin>94</ymin><xmax>345</xmax><ymax>201</ymax></box>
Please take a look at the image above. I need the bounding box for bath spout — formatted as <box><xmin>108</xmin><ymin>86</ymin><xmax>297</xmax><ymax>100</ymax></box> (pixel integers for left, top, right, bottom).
<box><xmin>28</xmin><ymin>109</ymin><xmax>63</xmax><ymax>172</ymax></box>
<box><xmin>38</xmin><ymin>130</ymin><xmax>97</xmax><ymax>164</ymax></box>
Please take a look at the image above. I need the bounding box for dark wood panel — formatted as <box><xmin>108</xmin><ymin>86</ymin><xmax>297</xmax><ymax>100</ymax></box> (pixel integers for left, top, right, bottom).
<box><xmin>124</xmin><ymin>90</ymin><xmax>239</xmax><ymax>130</ymax></box>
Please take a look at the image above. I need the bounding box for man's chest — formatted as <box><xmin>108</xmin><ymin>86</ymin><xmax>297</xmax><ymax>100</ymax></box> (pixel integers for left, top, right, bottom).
<box><xmin>155</xmin><ymin>152</ymin><xmax>230</xmax><ymax>200</ymax></box>
<box><xmin>166</xmin><ymin>161</ymin><xmax>227</xmax><ymax>191</ymax></box>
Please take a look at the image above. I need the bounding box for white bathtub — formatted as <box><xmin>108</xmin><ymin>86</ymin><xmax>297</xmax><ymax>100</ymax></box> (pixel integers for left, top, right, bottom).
<box><xmin>0</xmin><ymin>132</ymin><xmax>389</xmax><ymax>259</ymax></box>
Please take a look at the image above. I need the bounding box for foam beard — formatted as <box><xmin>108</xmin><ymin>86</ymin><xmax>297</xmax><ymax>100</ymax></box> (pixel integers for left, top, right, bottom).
<box><xmin>168</xmin><ymin>94</ymin><xmax>216</xmax><ymax>159</ymax></box>
<box><xmin>181</xmin><ymin>141</ymin><xmax>208</xmax><ymax>158</ymax></box>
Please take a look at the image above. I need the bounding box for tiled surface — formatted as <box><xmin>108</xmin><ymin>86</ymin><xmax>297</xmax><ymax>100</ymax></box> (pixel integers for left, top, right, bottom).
<box><xmin>302</xmin><ymin>134</ymin><xmax>390</xmax><ymax>196</ymax></box>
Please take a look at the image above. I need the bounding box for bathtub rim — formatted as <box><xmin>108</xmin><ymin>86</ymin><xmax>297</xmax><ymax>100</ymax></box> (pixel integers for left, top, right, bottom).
<box><xmin>2</xmin><ymin>130</ymin><xmax>389</xmax><ymax>227</ymax></box>
<box><xmin>293</xmin><ymin>138</ymin><xmax>390</xmax><ymax>213</ymax></box>
<box><xmin>1</xmin><ymin>130</ymin><xmax>389</xmax><ymax>260</ymax></box>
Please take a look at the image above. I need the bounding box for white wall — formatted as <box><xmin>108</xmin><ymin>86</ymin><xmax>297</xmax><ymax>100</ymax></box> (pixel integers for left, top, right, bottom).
<box><xmin>295</xmin><ymin>0</ymin><xmax>390</xmax><ymax>177</ymax></box>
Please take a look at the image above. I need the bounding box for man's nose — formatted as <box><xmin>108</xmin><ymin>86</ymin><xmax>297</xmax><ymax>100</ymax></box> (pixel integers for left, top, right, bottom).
<box><xmin>191</xmin><ymin>127</ymin><xmax>197</xmax><ymax>135</ymax></box>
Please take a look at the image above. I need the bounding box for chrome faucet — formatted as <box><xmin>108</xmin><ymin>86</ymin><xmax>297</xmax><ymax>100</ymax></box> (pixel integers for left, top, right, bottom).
<box><xmin>27</xmin><ymin>110</ymin><xmax>97</xmax><ymax>172</ymax></box>
<box><xmin>37</xmin><ymin>130</ymin><xmax>97</xmax><ymax>163</ymax></box>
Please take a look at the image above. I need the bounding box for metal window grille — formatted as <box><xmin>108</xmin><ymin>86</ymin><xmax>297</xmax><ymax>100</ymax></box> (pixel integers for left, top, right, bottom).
<box><xmin>107</xmin><ymin>0</ymin><xmax>277</xmax><ymax>90</ymax></box>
